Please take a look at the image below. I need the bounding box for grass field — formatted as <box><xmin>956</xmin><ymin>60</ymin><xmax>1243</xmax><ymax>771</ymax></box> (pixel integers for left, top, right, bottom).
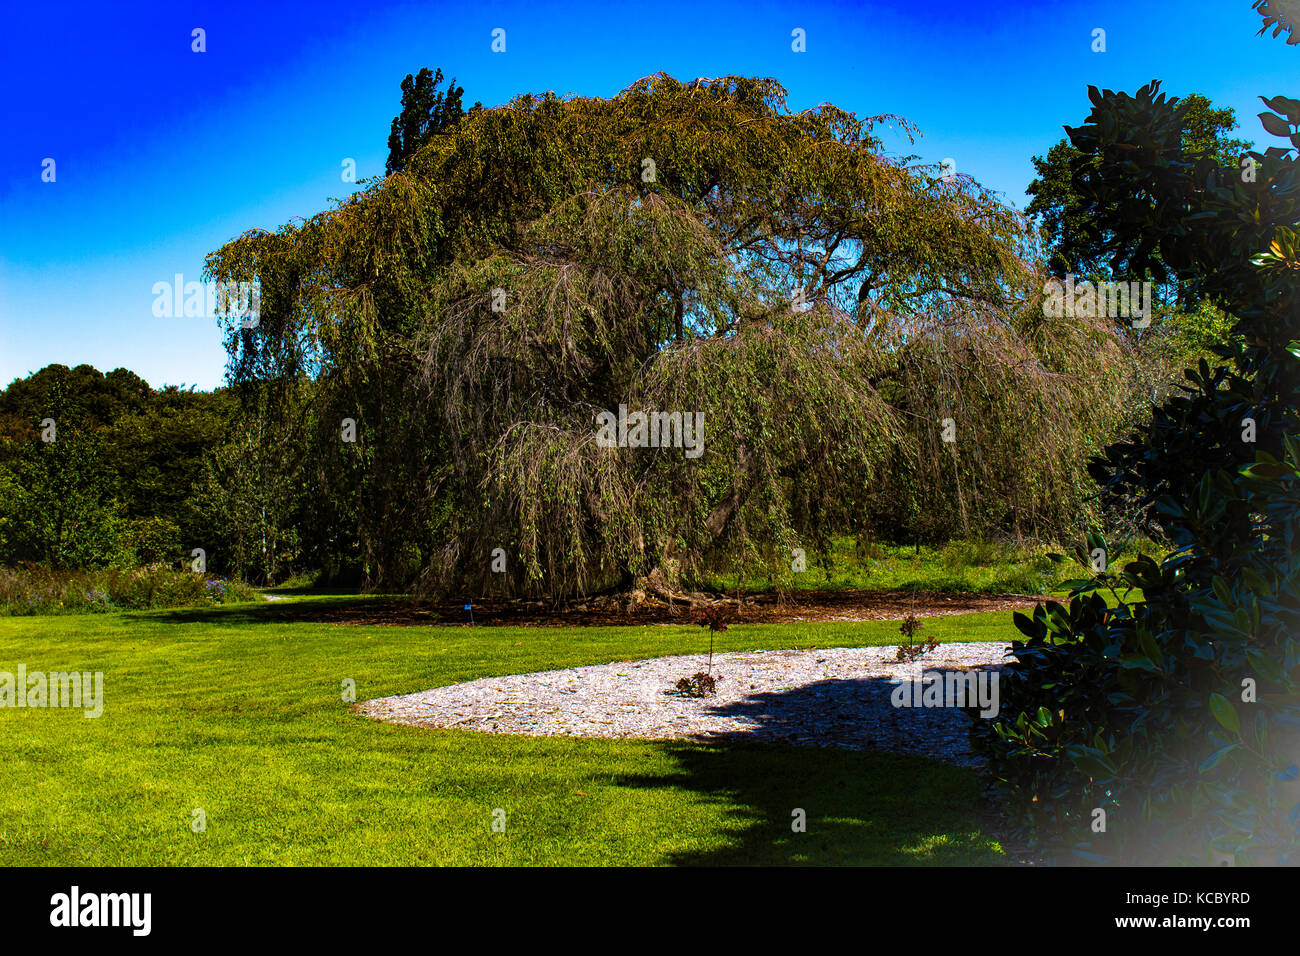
<box><xmin>0</xmin><ymin>596</ymin><xmax>1021</xmax><ymax>866</ymax></box>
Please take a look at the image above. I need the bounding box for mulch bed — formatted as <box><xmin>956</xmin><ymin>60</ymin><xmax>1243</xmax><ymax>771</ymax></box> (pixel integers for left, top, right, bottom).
<box><xmin>357</xmin><ymin>642</ymin><xmax>1013</xmax><ymax>767</ymax></box>
<box><xmin>274</xmin><ymin>588</ymin><xmax>1060</xmax><ymax>628</ymax></box>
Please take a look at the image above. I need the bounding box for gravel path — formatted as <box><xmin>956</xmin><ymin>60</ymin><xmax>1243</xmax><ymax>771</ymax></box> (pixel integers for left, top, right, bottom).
<box><xmin>358</xmin><ymin>641</ymin><xmax>1014</xmax><ymax>767</ymax></box>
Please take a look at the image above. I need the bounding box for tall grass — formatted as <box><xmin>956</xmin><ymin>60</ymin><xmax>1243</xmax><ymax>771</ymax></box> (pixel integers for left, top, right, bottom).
<box><xmin>0</xmin><ymin>565</ymin><xmax>261</xmax><ymax>615</ymax></box>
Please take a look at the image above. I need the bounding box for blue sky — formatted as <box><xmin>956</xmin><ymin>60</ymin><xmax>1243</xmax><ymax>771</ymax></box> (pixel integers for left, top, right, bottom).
<box><xmin>1</xmin><ymin>0</ymin><xmax>1294</xmax><ymax>390</ymax></box>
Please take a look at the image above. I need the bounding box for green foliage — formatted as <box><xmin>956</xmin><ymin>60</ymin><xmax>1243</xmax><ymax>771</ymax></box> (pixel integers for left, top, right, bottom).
<box><xmin>0</xmin><ymin>364</ymin><xmax>151</xmax><ymax>434</ymax></box>
<box><xmin>1023</xmin><ymin>94</ymin><xmax>1253</xmax><ymax>494</ymax></box>
<box><xmin>114</xmin><ymin>516</ymin><xmax>182</xmax><ymax>568</ymax></box>
<box><xmin>978</xmin><ymin>57</ymin><xmax>1300</xmax><ymax>865</ymax></box>
<box><xmin>1142</xmin><ymin>300</ymin><xmax>1240</xmax><ymax>386</ymax></box>
<box><xmin>192</xmin><ymin>408</ymin><xmax>304</xmax><ymax>585</ymax></box>
<box><xmin>0</xmin><ymin>431</ymin><xmax>123</xmax><ymax>568</ymax></box>
<box><xmin>0</xmin><ymin>364</ymin><xmax>239</xmax><ymax>570</ymax></box>
<box><xmin>1026</xmin><ymin>92</ymin><xmax>1251</xmax><ymax>278</ymax></box>
<box><xmin>104</xmin><ymin>384</ymin><xmax>236</xmax><ymax>532</ymax></box>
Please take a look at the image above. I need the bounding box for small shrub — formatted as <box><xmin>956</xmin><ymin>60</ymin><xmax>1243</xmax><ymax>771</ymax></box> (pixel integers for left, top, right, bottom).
<box><xmin>895</xmin><ymin>613</ymin><xmax>939</xmax><ymax>662</ymax></box>
<box><xmin>675</xmin><ymin>671</ymin><xmax>723</xmax><ymax>697</ymax></box>
<box><xmin>895</xmin><ymin>640</ymin><xmax>939</xmax><ymax>663</ymax></box>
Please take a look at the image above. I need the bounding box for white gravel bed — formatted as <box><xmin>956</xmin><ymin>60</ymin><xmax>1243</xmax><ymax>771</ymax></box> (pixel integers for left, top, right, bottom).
<box><xmin>358</xmin><ymin>641</ymin><xmax>1014</xmax><ymax>767</ymax></box>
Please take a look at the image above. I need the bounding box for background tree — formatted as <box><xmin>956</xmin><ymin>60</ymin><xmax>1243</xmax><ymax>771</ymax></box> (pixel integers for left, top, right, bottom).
<box><xmin>192</xmin><ymin>410</ymin><xmax>304</xmax><ymax>584</ymax></box>
<box><xmin>1025</xmin><ymin>93</ymin><xmax>1251</xmax><ymax>279</ymax></box>
<box><xmin>1026</xmin><ymin>93</ymin><xmax>1254</xmax><ymax>425</ymax></box>
<box><xmin>0</xmin><ymin>365</ymin><xmax>127</xmax><ymax>567</ymax></box>
<box><xmin>1</xmin><ymin>431</ymin><xmax>121</xmax><ymax>568</ymax></box>
<box><xmin>0</xmin><ymin>365</ymin><xmax>238</xmax><ymax>569</ymax></box>
<box><xmin>385</xmin><ymin>67</ymin><xmax>480</xmax><ymax>175</ymax></box>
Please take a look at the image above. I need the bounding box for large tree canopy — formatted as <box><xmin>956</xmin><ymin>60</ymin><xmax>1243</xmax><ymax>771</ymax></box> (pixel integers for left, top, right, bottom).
<box><xmin>206</xmin><ymin>73</ymin><xmax>1135</xmax><ymax>599</ymax></box>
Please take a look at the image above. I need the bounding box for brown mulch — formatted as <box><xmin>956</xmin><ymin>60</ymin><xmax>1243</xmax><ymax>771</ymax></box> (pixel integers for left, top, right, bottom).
<box><xmin>270</xmin><ymin>588</ymin><xmax>1060</xmax><ymax>628</ymax></box>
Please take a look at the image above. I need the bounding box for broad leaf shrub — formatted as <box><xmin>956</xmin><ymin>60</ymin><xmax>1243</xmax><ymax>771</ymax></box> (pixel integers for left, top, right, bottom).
<box><xmin>973</xmin><ymin>69</ymin><xmax>1300</xmax><ymax>865</ymax></box>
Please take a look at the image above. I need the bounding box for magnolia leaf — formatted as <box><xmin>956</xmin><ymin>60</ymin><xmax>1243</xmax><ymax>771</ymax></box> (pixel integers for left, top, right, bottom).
<box><xmin>1209</xmin><ymin>693</ymin><xmax>1240</xmax><ymax>736</ymax></box>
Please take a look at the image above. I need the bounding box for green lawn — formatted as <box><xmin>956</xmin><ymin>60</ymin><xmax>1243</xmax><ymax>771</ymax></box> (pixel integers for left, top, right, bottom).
<box><xmin>0</xmin><ymin>596</ymin><xmax>1021</xmax><ymax>866</ymax></box>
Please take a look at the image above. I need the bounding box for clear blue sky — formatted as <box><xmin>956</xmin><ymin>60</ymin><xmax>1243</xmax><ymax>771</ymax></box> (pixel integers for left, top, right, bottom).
<box><xmin>1</xmin><ymin>0</ymin><xmax>1293</xmax><ymax>390</ymax></box>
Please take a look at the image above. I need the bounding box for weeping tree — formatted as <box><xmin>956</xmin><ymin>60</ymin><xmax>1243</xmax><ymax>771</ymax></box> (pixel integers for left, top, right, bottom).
<box><xmin>206</xmin><ymin>73</ymin><xmax>1136</xmax><ymax>599</ymax></box>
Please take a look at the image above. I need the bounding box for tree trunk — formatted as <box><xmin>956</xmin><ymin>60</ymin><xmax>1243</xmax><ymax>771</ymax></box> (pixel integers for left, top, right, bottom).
<box><xmin>629</xmin><ymin>445</ymin><xmax>756</xmax><ymax>609</ymax></box>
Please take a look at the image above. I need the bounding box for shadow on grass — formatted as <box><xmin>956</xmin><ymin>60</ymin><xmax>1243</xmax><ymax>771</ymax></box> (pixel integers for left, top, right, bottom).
<box><xmin>618</xmin><ymin>741</ymin><xmax>1006</xmax><ymax>865</ymax></box>
<box><xmin>125</xmin><ymin>593</ymin><xmax>409</xmax><ymax>627</ymax></box>
<box><xmin>261</xmin><ymin>585</ymin><xmax>368</xmax><ymax>597</ymax></box>
<box><xmin>610</xmin><ymin>675</ymin><xmax>1007</xmax><ymax>865</ymax></box>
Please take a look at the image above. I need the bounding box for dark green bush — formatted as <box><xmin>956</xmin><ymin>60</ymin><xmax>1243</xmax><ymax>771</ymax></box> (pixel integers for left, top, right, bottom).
<box><xmin>975</xmin><ymin>68</ymin><xmax>1300</xmax><ymax>865</ymax></box>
